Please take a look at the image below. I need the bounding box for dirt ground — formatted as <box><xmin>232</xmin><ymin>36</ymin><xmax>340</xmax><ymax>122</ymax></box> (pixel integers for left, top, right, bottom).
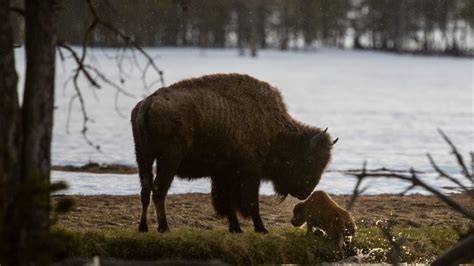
<box><xmin>54</xmin><ymin>192</ymin><xmax>472</xmax><ymax>231</ymax></box>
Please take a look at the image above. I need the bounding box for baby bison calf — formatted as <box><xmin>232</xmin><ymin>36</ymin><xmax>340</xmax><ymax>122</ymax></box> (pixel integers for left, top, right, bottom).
<box><xmin>291</xmin><ymin>190</ymin><xmax>356</xmax><ymax>255</ymax></box>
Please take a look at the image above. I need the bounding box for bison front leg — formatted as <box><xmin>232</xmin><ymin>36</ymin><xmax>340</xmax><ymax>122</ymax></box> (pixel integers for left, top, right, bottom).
<box><xmin>211</xmin><ymin>176</ymin><xmax>243</xmax><ymax>233</ymax></box>
<box><xmin>227</xmin><ymin>212</ymin><xmax>243</xmax><ymax>233</ymax></box>
<box><xmin>240</xmin><ymin>178</ymin><xmax>268</xmax><ymax>234</ymax></box>
<box><xmin>251</xmin><ymin>205</ymin><xmax>268</xmax><ymax>233</ymax></box>
<box><xmin>152</xmin><ymin>157</ymin><xmax>181</xmax><ymax>233</ymax></box>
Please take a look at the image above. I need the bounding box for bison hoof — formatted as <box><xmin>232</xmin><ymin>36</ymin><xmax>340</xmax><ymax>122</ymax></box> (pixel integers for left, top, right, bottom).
<box><xmin>157</xmin><ymin>226</ymin><xmax>170</xmax><ymax>233</ymax></box>
<box><xmin>138</xmin><ymin>223</ymin><xmax>148</xmax><ymax>233</ymax></box>
<box><xmin>229</xmin><ymin>227</ymin><xmax>243</xmax><ymax>233</ymax></box>
<box><xmin>255</xmin><ymin>228</ymin><xmax>269</xmax><ymax>234</ymax></box>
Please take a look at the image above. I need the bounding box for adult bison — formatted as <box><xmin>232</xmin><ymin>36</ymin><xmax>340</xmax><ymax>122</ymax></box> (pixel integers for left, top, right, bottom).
<box><xmin>131</xmin><ymin>73</ymin><xmax>337</xmax><ymax>233</ymax></box>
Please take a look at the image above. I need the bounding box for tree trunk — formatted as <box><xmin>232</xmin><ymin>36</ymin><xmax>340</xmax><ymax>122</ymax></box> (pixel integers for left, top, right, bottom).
<box><xmin>256</xmin><ymin>2</ymin><xmax>267</xmax><ymax>49</ymax></box>
<box><xmin>0</xmin><ymin>1</ymin><xmax>21</xmax><ymax>181</ymax></box>
<box><xmin>394</xmin><ymin>0</ymin><xmax>406</xmax><ymax>52</ymax></box>
<box><xmin>22</xmin><ymin>0</ymin><xmax>57</xmax><ymax>221</ymax></box>
<box><xmin>1</xmin><ymin>1</ymin><xmax>58</xmax><ymax>264</ymax></box>
<box><xmin>236</xmin><ymin>1</ymin><xmax>248</xmax><ymax>54</ymax></box>
<box><xmin>279</xmin><ymin>2</ymin><xmax>289</xmax><ymax>51</ymax></box>
<box><xmin>249</xmin><ymin>0</ymin><xmax>258</xmax><ymax>57</ymax></box>
<box><xmin>0</xmin><ymin>0</ymin><xmax>22</xmax><ymax>263</ymax></box>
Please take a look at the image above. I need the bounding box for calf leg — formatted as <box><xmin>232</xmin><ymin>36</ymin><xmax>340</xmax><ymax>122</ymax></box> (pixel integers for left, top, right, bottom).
<box><xmin>152</xmin><ymin>157</ymin><xmax>181</xmax><ymax>233</ymax></box>
<box><xmin>306</xmin><ymin>222</ymin><xmax>314</xmax><ymax>235</ymax></box>
<box><xmin>334</xmin><ymin>231</ymin><xmax>346</xmax><ymax>259</ymax></box>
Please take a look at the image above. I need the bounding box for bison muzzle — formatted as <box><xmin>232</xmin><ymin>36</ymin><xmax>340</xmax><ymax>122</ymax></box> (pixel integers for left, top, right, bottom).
<box><xmin>131</xmin><ymin>73</ymin><xmax>337</xmax><ymax>233</ymax></box>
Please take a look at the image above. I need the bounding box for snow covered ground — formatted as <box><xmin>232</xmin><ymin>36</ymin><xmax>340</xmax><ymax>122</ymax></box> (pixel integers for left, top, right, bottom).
<box><xmin>14</xmin><ymin>47</ymin><xmax>473</xmax><ymax>195</ymax></box>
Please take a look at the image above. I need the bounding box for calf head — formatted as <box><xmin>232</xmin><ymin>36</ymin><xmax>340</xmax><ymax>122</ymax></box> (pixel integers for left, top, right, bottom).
<box><xmin>291</xmin><ymin>202</ymin><xmax>306</xmax><ymax>226</ymax></box>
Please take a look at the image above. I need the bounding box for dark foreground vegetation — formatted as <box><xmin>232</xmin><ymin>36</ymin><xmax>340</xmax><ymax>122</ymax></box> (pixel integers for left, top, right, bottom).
<box><xmin>52</xmin><ymin>226</ymin><xmax>463</xmax><ymax>264</ymax></box>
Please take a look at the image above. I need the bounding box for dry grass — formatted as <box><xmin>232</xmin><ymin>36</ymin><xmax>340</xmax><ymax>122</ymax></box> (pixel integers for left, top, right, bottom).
<box><xmin>54</xmin><ymin>193</ymin><xmax>472</xmax><ymax>231</ymax></box>
<box><xmin>52</xmin><ymin>193</ymin><xmax>473</xmax><ymax>263</ymax></box>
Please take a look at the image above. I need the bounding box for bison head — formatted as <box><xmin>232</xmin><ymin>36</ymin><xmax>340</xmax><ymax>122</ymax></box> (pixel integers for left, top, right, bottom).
<box><xmin>269</xmin><ymin>128</ymin><xmax>336</xmax><ymax>200</ymax></box>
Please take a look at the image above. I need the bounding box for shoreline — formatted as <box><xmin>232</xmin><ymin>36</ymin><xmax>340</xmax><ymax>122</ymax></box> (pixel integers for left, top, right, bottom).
<box><xmin>51</xmin><ymin>163</ymin><xmax>429</xmax><ymax>175</ymax></box>
<box><xmin>55</xmin><ymin>192</ymin><xmax>472</xmax><ymax>231</ymax></box>
<box><xmin>52</xmin><ymin>163</ymin><xmax>138</xmax><ymax>174</ymax></box>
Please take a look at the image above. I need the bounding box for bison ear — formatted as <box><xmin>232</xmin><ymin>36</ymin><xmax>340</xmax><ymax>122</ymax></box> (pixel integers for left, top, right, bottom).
<box><xmin>310</xmin><ymin>128</ymin><xmax>328</xmax><ymax>148</ymax></box>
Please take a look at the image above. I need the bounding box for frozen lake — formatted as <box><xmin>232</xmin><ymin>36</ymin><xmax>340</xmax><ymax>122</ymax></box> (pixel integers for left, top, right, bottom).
<box><xmin>15</xmin><ymin>48</ymin><xmax>473</xmax><ymax>195</ymax></box>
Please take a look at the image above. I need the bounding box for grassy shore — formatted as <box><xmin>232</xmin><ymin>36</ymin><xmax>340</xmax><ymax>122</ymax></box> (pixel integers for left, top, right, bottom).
<box><xmin>52</xmin><ymin>193</ymin><xmax>472</xmax><ymax>263</ymax></box>
<box><xmin>53</xmin><ymin>226</ymin><xmax>463</xmax><ymax>264</ymax></box>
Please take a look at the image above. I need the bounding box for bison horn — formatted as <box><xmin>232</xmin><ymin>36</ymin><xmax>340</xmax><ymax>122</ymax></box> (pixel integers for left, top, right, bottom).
<box><xmin>332</xmin><ymin>138</ymin><xmax>339</xmax><ymax>145</ymax></box>
<box><xmin>310</xmin><ymin>127</ymin><xmax>328</xmax><ymax>147</ymax></box>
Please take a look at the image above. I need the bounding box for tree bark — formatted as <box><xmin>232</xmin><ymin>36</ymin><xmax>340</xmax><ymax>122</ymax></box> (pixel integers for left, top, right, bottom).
<box><xmin>0</xmin><ymin>1</ymin><xmax>21</xmax><ymax>181</ymax></box>
<box><xmin>20</xmin><ymin>0</ymin><xmax>57</xmax><ymax>263</ymax></box>
<box><xmin>0</xmin><ymin>0</ymin><xmax>22</xmax><ymax>263</ymax></box>
<box><xmin>249</xmin><ymin>0</ymin><xmax>258</xmax><ymax>57</ymax></box>
<box><xmin>23</xmin><ymin>0</ymin><xmax>56</xmax><ymax>179</ymax></box>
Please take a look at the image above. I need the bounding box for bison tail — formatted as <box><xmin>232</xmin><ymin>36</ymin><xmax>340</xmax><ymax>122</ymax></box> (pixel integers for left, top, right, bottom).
<box><xmin>132</xmin><ymin>98</ymin><xmax>155</xmax><ymax>148</ymax></box>
<box><xmin>131</xmin><ymin>99</ymin><xmax>156</xmax><ymax>186</ymax></box>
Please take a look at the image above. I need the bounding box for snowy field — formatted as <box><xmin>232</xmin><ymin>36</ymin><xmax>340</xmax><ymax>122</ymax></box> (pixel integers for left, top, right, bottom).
<box><xmin>15</xmin><ymin>48</ymin><xmax>473</xmax><ymax>195</ymax></box>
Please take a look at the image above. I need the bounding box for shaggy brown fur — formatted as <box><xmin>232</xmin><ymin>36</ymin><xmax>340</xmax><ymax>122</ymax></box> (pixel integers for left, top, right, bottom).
<box><xmin>291</xmin><ymin>191</ymin><xmax>356</xmax><ymax>255</ymax></box>
<box><xmin>131</xmin><ymin>73</ymin><xmax>336</xmax><ymax>233</ymax></box>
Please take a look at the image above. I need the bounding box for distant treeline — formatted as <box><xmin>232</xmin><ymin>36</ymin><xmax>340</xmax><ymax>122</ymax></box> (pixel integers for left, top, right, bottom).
<box><xmin>10</xmin><ymin>0</ymin><xmax>474</xmax><ymax>56</ymax></box>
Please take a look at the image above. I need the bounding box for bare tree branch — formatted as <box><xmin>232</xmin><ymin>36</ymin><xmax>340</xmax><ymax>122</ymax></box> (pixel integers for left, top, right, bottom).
<box><xmin>83</xmin><ymin>65</ymin><xmax>135</xmax><ymax>97</ymax></box>
<box><xmin>471</xmin><ymin>152</ymin><xmax>474</xmax><ymax>179</ymax></box>
<box><xmin>438</xmin><ymin>128</ymin><xmax>472</xmax><ymax>182</ymax></box>
<box><xmin>427</xmin><ymin>153</ymin><xmax>471</xmax><ymax>194</ymax></box>
<box><xmin>346</xmin><ymin>161</ymin><xmax>368</xmax><ymax>210</ymax></box>
<box><xmin>344</xmin><ymin>168</ymin><xmax>474</xmax><ymax>220</ymax></box>
<box><xmin>345</xmin><ymin>130</ymin><xmax>474</xmax><ymax>264</ymax></box>
<box><xmin>55</xmin><ymin>0</ymin><xmax>165</xmax><ymax>151</ymax></box>
<box><xmin>65</xmin><ymin>94</ymin><xmax>78</xmax><ymax>134</ymax></box>
<box><xmin>329</xmin><ymin>167</ymin><xmax>425</xmax><ymax>174</ymax></box>
<box><xmin>85</xmin><ymin>0</ymin><xmax>164</xmax><ymax>87</ymax></box>
<box><xmin>57</xmin><ymin>42</ymin><xmax>100</xmax><ymax>88</ymax></box>
<box><xmin>56</xmin><ymin>42</ymin><xmax>100</xmax><ymax>151</ymax></box>
<box><xmin>398</xmin><ymin>183</ymin><xmax>416</xmax><ymax>195</ymax></box>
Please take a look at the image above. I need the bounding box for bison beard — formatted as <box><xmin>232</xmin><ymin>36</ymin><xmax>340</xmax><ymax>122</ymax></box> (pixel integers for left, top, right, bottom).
<box><xmin>131</xmin><ymin>73</ymin><xmax>336</xmax><ymax>233</ymax></box>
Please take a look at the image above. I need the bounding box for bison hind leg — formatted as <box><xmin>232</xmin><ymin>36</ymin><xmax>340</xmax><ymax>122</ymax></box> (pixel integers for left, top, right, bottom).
<box><xmin>135</xmin><ymin>147</ymin><xmax>154</xmax><ymax>233</ymax></box>
<box><xmin>211</xmin><ymin>176</ymin><xmax>242</xmax><ymax>233</ymax></box>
